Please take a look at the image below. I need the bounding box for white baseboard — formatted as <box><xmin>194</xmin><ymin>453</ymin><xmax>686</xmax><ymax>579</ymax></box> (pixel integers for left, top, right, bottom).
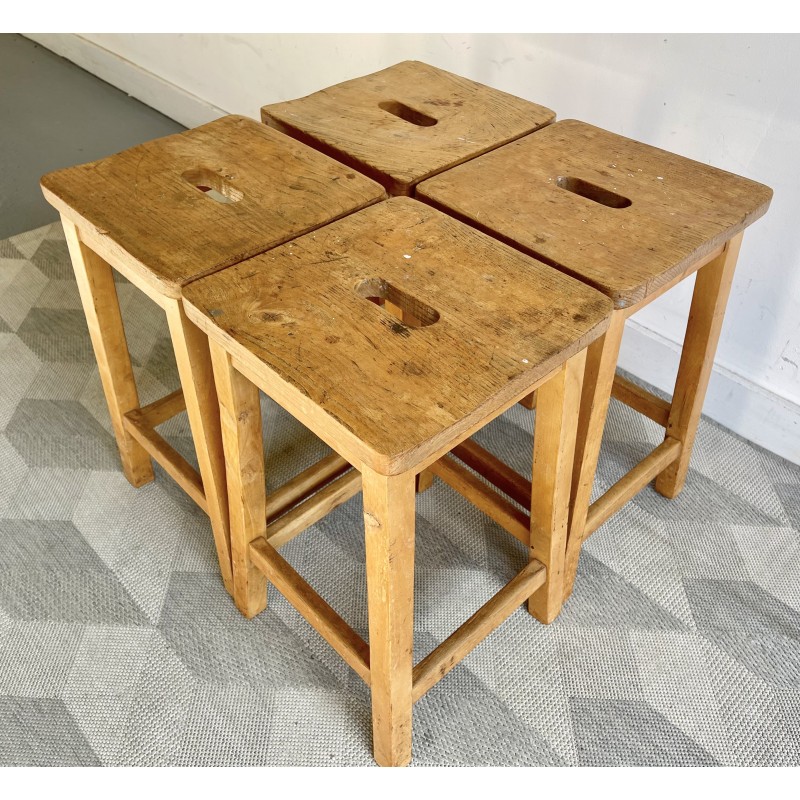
<box><xmin>620</xmin><ymin>320</ymin><xmax>800</xmax><ymax>465</ymax></box>
<box><xmin>23</xmin><ymin>33</ymin><xmax>226</xmax><ymax>128</ymax></box>
<box><xmin>24</xmin><ymin>34</ymin><xmax>800</xmax><ymax>466</ymax></box>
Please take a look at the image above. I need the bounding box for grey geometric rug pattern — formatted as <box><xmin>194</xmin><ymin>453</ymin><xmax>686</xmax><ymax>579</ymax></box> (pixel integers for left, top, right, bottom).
<box><xmin>1</xmin><ymin>222</ymin><xmax>799</xmax><ymax>767</ymax></box>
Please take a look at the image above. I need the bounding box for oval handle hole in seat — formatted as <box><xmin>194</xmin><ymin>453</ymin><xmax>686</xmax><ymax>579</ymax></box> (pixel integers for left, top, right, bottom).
<box><xmin>355</xmin><ymin>278</ymin><xmax>440</xmax><ymax>329</ymax></box>
<box><xmin>556</xmin><ymin>176</ymin><xmax>631</xmax><ymax>208</ymax></box>
<box><xmin>182</xmin><ymin>167</ymin><xmax>244</xmax><ymax>204</ymax></box>
<box><xmin>378</xmin><ymin>100</ymin><xmax>438</xmax><ymax>127</ymax></box>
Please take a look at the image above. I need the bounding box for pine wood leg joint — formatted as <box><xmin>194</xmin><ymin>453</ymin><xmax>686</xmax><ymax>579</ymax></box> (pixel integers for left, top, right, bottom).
<box><xmin>363</xmin><ymin>470</ymin><xmax>415</xmax><ymax>768</ymax></box>
<box><xmin>528</xmin><ymin>352</ymin><xmax>586</xmax><ymax>623</ymax></box>
<box><xmin>519</xmin><ymin>391</ymin><xmax>537</xmax><ymax>410</ymax></box>
<box><xmin>562</xmin><ymin>316</ymin><xmax>626</xmax><ymax>602</ymax></box>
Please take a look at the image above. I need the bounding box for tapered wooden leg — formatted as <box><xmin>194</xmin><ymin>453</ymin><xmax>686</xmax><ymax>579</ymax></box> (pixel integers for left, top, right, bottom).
<box><xmin>655</xmin><ymin>233</ymin><xmax>743</xmax><ymax>499</ymax></box>
<box><xmin>209</xmin><ymin>341</ymin><xmax>267</xmax><ymax>618</ymax></box>
<box><xmin>415</xmin><ymin>469</ymin><xmax>434</xmax><ymax>493</ymax></box>
<box><xmin>363</xmin><ymin>468</ymin><xmax>415</xmax><ymax>767</ymax></box>
<box><xmin>519</xmin><ymin>391</ymin><xmax>537</xmax><ymax>410</ymax></box>
<box><xmin>166</xmin><ymin>299</ymin><xmax>233</xmax><ymax>594</ymax></box>
<box><xmin>61</xmin><ymin>217</ymin><xmax>154</xmax><ymax>488</ymax></box>
<box><xmin>563</xmin><ymin>312</ymin><xmax>626</xmax><ymax>602</ymax></box>
<box><xmin>528</xmin><ymin>349</ymin><xmax>586</xmax><ymax>624</ymax></box>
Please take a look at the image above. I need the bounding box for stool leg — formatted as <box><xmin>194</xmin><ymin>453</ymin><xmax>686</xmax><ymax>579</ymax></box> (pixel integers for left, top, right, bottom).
<box><xmin>562</xmin><ymin>313</ymin><xmax>626</xmax><ymax>602</ymax></box>
<box><xmin>61</xmin><ymin>218</ymin><xmax>154</xmax><ymax>488</ymax></box>
<box><xmin>655</xmin><ymin>233</ymin><xmax>743</xmax><ymax>499</ymax></box>
<box><xmin>209</xmin><ymin>341</ymin><xmax>268</xmax><ymax>617</ymax></box>
<box><xmin>166</xmin><ymin>299</ymin><xmax>233</xmax><ymax>594</ymax></box>
<box><xmin>415</xmin><ymin>469</ymin><xmax>435</xmax><ymax>493</ymax></box>
<box><xmin>363</xmin><ymin>469</ymin><xmax>415</xmax><ymax>767</ymax></box>
<box><xmin>528</xmin><ymin>349</ymin><xmax>586</xmax><ymax>624</ymax></box>
<box><xmin>519</xmin><ymin>391</ymin><xmax>537</xmax><ymax>410</ymax></box>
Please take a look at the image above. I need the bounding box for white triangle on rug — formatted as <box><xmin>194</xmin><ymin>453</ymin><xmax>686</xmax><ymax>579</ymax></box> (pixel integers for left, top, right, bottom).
<box><xmin>584</xmin><ymin>501</ymin><xmax>696</xmax><ymax>629</ymax></box>
<box><xmin>9</xmin><ymin>223</ymin><xmax>52</xmax><ymax>260</ymax></box>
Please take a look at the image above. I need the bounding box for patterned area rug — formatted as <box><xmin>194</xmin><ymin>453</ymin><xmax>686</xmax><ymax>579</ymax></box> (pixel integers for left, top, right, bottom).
<box><xmin>1</xmin><ymin>222</ymin><xmax>799</xmax><ymax>767</ymax></box>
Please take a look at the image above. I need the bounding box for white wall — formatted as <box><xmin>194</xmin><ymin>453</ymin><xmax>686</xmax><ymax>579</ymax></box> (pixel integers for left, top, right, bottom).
<box><xmin>26</xmin><ymin>33</ymin><xmax>800</xmax><ymax>464</ymax></box>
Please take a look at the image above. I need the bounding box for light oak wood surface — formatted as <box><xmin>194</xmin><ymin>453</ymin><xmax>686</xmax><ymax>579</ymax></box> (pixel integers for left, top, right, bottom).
<box><xmin>417</xmin><ymin>119</ymin><xmax>772</xmax><ymax>308</ymax></box>
<box><xmin>183</xmin><ymin>197</ymin><xmax>611</xmax><ymax>475</ymax></box>
<box><xmin>429</xmin><ymin>456</ymin><xmax>530</xmax><ymax>544</ymax></box>
<box><xmin>262</xmin><ymin>60</ymin><xmax>554</xmax><ymax>196</ymax></box>
<box><xmin>42</xmin><ymin>115</ymin><xmax>386</xmax><ymax>298</ymax></box>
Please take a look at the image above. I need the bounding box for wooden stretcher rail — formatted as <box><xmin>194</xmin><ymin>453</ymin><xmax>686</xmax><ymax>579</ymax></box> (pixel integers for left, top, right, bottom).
<box><xmin>122</xmin><ymin>412</ymin><xmax>207</xmax><ymax>512</ymax></box>
<box><xmin>412</xmin><ymin>559</ymin><xmax>546</xmax><ymax>702</ymax></box>
<box><xmin>250</xmin><ymin>538</ymin><xmax>371</xmax><ymax>684</ymax></box>
<box><xmin>584</xmin><ymin>437</ymin><xmax>681</xmax><ymax>537</ymax></box>
<box><xmin>125</xmin><ymin>388</ymin><xmax>187</xmax><ymax>429</ymax></box>
<box><xmin>611</xmin><ymin>374</ymin><xmax>671</xmax><ymax>427</ymax></box>
<box><xmin>451</xmin><ymin>438</ymin><xmax>532</xmax><ymax>509</ymax></box>
<box><xmin>266</xmin><ymin>453</ymin><xmax>352</xmax><ymax>520</ymax></box>
<box><xmin>267</xmin><ymin>469</ymin><xmax>362</xmax><ymax>549</ymax></box>
<box><xmin>429</xmin><ymin>455</ymin><xmax>530</xmax><ymax>544</ymax></box>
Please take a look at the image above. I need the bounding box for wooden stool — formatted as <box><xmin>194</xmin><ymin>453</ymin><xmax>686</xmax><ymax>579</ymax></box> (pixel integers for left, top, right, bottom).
<box><xmin>261</xmin><ymin>60</ymin><xmax>554</xmax><ymax>196</ymax></box>
<box><xmin>182</xmin><ymin>197</ymin><xmax>612</xmax><ymax>766</ymax></box>
<box><xmin>416</xmin><ymin>119</ymin><xmax>773</xmax><ymax>597</ymax></box>
<box><xmin>40</xmin><ymin>115</ymin><xmax>385</xmax><ymax>593</ymax></box>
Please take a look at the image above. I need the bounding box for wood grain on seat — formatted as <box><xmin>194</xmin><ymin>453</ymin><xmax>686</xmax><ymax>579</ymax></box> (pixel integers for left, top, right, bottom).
<box><xmin>417</xmin><ymin>119</ymin><xmax>773</xmax><ymax>307</ymax></box>
<box><xmin>41</xmin><ymin>115</ymin><xmax>386</xmax><ymax>298</ymax></box>
<box><xmin>262</xmin><ymin>61</ymin><xmax>555</xmax><ymax>196</ymax></box>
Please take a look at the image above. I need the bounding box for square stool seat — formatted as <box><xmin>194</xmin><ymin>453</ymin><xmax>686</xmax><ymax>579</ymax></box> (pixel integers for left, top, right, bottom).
<box><xmin>184</xmin><ymin>196</ymin><xmax>610</xmax><ymax>474</ymax></box>
<box><xmin>417</xmin><ymin>118</ymin><xmax>773</xmax><ymax>600</ymax></box>
<box><xmin>42</xmin><ymin>114</ymin><xmax>386</xmax><ymax>298</ymax></box>
<box><xmin>39</xmin><ymin>115</ymin><xmax>386</xmax><ymax>595</ymax></box>
<box><xmin>418</xmin><ymin>118</ymin><xmax>772</xmax><ymax>307</ymax></box>
<box><xmin>262</xmin><ymin>61</ymin><xmax>555</xmax><ymax>196</ymax></box>
<box><xmin>183</xmin><ymin>197</ymin><xmax>612</xmax><ymax>766</ymax></box>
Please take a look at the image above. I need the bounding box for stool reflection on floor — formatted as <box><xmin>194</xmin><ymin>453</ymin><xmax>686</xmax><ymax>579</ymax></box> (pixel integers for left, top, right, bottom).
<box><xmin>183</xmin><ymin>197</ymin><xmax>612</xmax><ymax>766</ymax></box>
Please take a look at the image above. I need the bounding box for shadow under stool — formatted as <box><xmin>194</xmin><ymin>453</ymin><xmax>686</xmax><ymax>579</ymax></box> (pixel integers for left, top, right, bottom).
<box><xmin>416</xmin><ymin>118</ymin><xmax>773</xmax><ymax>599</ymax></box>
<box><xmin>182</xmin><ymin>197</ymin><xmax>612</xmax><ymax>766</ymax></box>
<box><xmin>40</xmin><ymin>115</ymin><xmax>385</xmax><ymax>593</ymax></box>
